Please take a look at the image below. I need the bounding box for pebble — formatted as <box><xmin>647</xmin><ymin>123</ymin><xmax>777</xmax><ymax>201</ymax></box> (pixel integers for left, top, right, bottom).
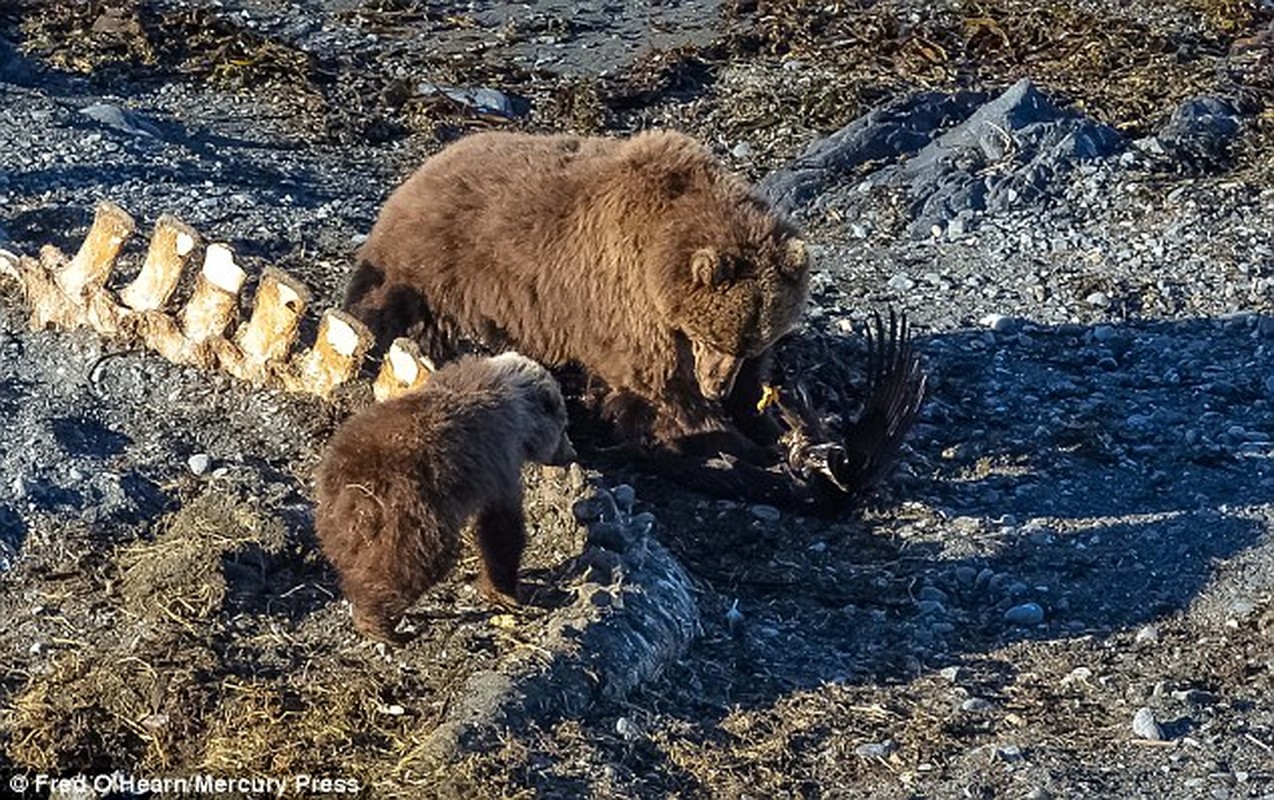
<box><xmin>1092</xmin><ymin>324</ymin><xmax>1117</xmax><ymax>342</ymax></box>
<box><xmin>1135</xmin><ymin>625</ymin><xmax>1159</xmax><ymax>645</ymax></box>
<box><xmin>996</xmin><ymin>744</ymin><xmax>1024</xmax><ymax>761</ymax></box>
<box><xmin>1005</xmin><ymin>602</ymin><xmax>1045</xmax><ymax>625</ymax></box>
<box><xmin>1132</xmin><ymin>707</ymin><xmax>1164</xmax><ymax>740</ymax></box>
<box><xmin>1227</xmin><ymin>598</ymin><xmax>1255</xmax><ymax>619</ymax></box>
<box><xmin>918</xmin><ymin>586</ymin><xmax>949</xmax><ymax>603</ymax></box>
<box><xmin>1005</xmin><ymin>581</ymin><xmax>1030</xmax><ymax>598</ymax></box>
<box><xmin>854</xmin><ymin>740</ymin><xmax>897</xmax><ymax>758</ymax></box>
<box><xmin>887</xmin><ymin>273</ymin><xmax>917</xmax><ymax>292</ymax></box>
<box><xmin>614</xmin><ymin>716</ymin><xmax>637</xmax><ymax>739</ymax></box>
<box><xmin>961</xmin><ymin>697</ymin><xmax>995</xmax><ymax>712</ymax></box>
<box><xmin>1085</xmin><ymin>291</ymin><xmax>1111</xmax><ymax>308</ymax></box>
<box><xmin>917</xmin><ymin>600</ymin><xmax>947</xmax><ymax>616</ymax></box>
<box><xmin>731</xmin><ymin>141</ymin><xmax>753</xmax><ymax>158</ymax></box>
<box><xmin>611</xmin><ymin>483</ymin><xmax>636</xmax><ymax>514</ymax></box>
<box><xmin>750</xmin><ymin>504</ymin><xmax>781</xmax><ymax>523</ymax></box>
<box><xmin>187</xmin><ymin>453</ymin><xmax>211</xmax><ymax>475</ymax></box>
<box><xmin>979</xmin><ymin>312</ymin><xmax>1017</xmax><ymax>333</ymax></box>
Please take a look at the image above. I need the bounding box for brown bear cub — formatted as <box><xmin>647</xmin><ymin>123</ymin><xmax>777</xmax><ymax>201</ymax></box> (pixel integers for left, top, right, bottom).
<box><xmin>344</xmin><ymin>129</ymin><xmax>810</xmax><ymax>455</ymax></box>
<box><xmin>314</xmin><ymin>352</ymin><xmax>575</xmax><ymax>642</ymax></box>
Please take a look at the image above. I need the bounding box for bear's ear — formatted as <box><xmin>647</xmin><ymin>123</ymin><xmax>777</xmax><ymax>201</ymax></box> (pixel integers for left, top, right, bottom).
<box><xmin>691</xmin><ymin>247</ymin><xmax>731</xmax><ymax>287</ymax></box>
<box><xmin>781</xmin><ymin>238</ymin><xmax>808</xmax><ymax>277</ymax></box>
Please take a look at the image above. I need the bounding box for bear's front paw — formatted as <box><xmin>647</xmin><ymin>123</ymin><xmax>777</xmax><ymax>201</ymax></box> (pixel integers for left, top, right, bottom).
<box><xmin>353</xmin><ymin>607</ymin><xmax>413</xmax><ymax>645</ymax></box>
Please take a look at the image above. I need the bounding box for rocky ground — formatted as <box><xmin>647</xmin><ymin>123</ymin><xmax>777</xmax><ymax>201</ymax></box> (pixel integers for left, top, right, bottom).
<box><xmin>1</xmin><ymin>0</ymin><xmax>1273</xmax><ymax>797</ymax></box>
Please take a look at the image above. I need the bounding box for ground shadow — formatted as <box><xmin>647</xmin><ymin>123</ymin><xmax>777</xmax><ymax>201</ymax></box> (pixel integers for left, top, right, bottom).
<box><xmin>512</xmin><ymin>312</ymin><xmax>1272</xmax><ymax>792</ymax></box>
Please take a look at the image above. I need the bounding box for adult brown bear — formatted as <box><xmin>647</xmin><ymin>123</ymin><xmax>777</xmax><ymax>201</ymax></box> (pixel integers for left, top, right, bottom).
<box><xmin>344</xmin><ymin>130</ymin><xmax>809</xmax><ymax>456</ymax></box>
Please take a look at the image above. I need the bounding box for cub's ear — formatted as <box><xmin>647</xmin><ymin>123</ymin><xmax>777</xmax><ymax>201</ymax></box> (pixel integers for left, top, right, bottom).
<box><xmin>691</xmin><ymin>247</ymin><xmax>731</xmax><ymax>287</ymax></box>
<box><xmin>782</xmin><ymin>238</ymin><xmax>808</xmax><ymax>277</ymax></box>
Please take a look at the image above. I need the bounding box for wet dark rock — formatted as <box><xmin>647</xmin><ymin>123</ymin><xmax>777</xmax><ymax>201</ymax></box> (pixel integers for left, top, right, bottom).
<box><xmin>1149</xmin><ymin>97</ymin><xmax>1244</xmax><ymax>172</ymax></box>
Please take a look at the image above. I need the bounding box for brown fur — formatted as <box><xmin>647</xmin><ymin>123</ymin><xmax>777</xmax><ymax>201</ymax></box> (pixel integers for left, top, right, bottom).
<box><xmin>313</xmin><ymin>352</ymin><xmax>575</xmax><ymax>642</ymax></box>
<box><xmin>345</xmin><ymin>130</ymin><xmax>810</xmax><ymax>451</ymax></box>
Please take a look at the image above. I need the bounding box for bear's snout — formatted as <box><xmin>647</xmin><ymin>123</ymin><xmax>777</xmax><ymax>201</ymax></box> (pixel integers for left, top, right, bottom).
<box><xmin>692</xmin><ymin>342</ymin><xmax>743</xmax><ymax>401</ymax></box>
<box><xmin>546</xmin><ymin>433</ymin><xmax>577</xmax><ymax>466</ymax></box>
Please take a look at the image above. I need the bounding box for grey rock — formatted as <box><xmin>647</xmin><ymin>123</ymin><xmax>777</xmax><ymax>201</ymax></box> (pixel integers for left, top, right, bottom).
<box><xmin>1132</xmin><ymin>707</ymin><xmax>1164</xmax><ymax>740</ymax></box>
<box><xmin>916</xmin><ymin>600</ymin><xmax>947</xmax><ymax>616</ymax></box>
<box><xmin>416</xmin><ymin>83</ymin><xmax>524</xmax><ymax>119</ymax></box>
<box><xmin>750</xmin><ymin>504</ymin><xmax>781</xmax><ymax>523</ymax></box>
<box><xmin>980</xmin><ymin>313</ymin><xmax>1017</xmax><ymax>333</ymax></box>
<box><xmin>80</xmin><ymin>103</ymin><xmax>162</xmax><ymax>138</ymax></box>
<box><xmin>759</xmin><ymin>89</ymin><xmax>989</xmax><ymax>211</ymax></box>
<box><xmin>918</xmin><ymin>586</ymin><xmax>950</xmax><ymax>604</ymax></box>
<box><xmin>884</xmin><ymin>79</ymin><xmax>1124</xmax><ymax>236</ymax></box>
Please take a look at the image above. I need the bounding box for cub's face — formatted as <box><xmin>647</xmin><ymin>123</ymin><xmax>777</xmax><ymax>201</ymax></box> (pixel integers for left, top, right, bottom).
<box><xmin>488</xmin><ymin>352</ymin><xmax>577</xmax><ymax>466</ymax></box>
<box><xmin>523</xmin><ymin>374</ymin><xmax>576</xmax><ymax>466</ymax></box>
<box><xmin>674</xmin><ymin>232</ymin><xmax>810</xmax><ymax>401</ymax></box>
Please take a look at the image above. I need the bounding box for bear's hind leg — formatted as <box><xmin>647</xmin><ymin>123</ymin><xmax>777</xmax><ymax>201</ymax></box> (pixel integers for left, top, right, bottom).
<box><xmin>474</xmin><ymin>500</ymin><xmax>527</xmax><ymax>608</ymax></box>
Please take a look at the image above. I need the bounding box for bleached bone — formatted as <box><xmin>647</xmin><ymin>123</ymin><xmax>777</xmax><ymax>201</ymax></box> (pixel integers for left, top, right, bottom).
<box><xmin>137</xmin><ymin>312</ymin><xmax>192</xmax><ymax>365</ymax></box>
<box><xmin>286</xmin><ymin>309</ymin><xmax>373</xmax><ymax>398</ymax></box>
<box><xmin>55</xmin><ymin>201</ymin><xmax>134</xmax><ymax>299</ymax></box>
<box><xmin>21</xmin><ymin>247</ymin><xmax>83</xmax><ymax>330</ymax></box>
<box><xmin>373</xmin><ymin>337</ymin><xmax>434</xmax><ymax>401</ymax></box>
<box><xmin>181</xmin><ymin>244</ymin><xmax>245</xmax><ymax>343</ymax></box>
<box><xmin>0</xmin><ymin>247</ymin><xmax>19</xmax><ymax>282</ymax></box>
<box><xmin>119</xmin><ymin>215</ymin><xmax>199</xmax><ymax>312</ymax></box>
<box><xmin>5</xmin><ymin>201</ymin><xmax>394</xmax><ymax>400</ymax></box>
<box><xmin>230</xmin><ymin>267</ymin><xmax>311</xmax><ymax>382</ymax></box>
